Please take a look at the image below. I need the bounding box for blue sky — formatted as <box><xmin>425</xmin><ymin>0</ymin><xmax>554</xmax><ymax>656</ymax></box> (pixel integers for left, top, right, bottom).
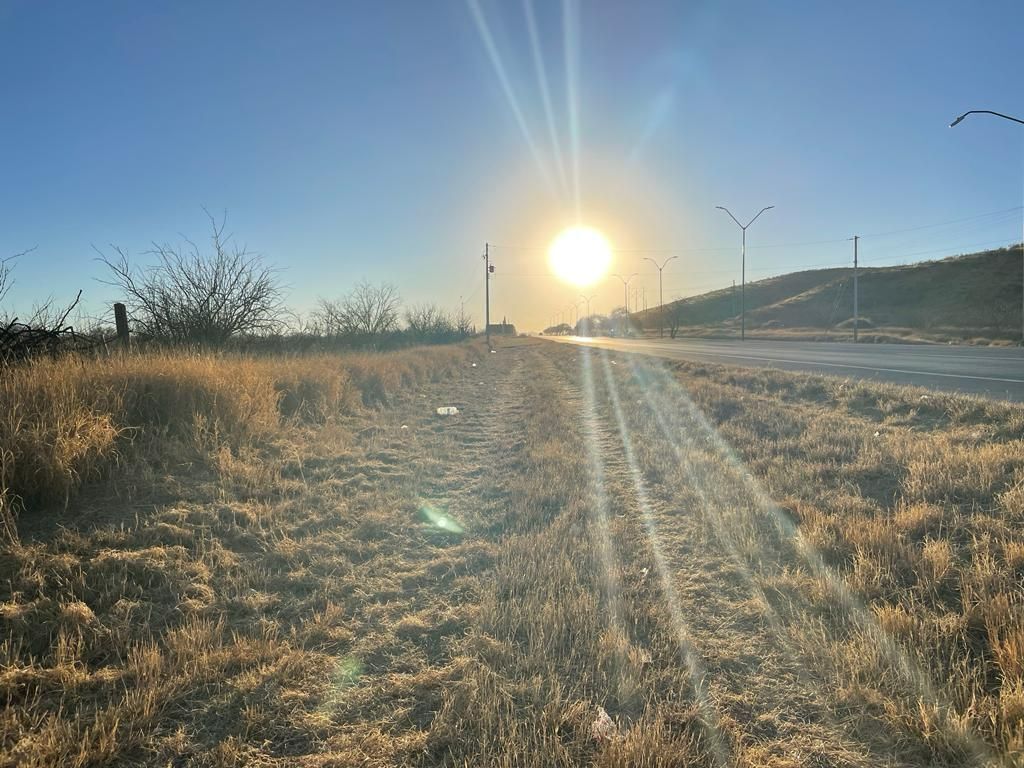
<box><xmin>1</xmin><ymin>0</ymin><xmax>1021</xmax><ymax>330</ymax></box>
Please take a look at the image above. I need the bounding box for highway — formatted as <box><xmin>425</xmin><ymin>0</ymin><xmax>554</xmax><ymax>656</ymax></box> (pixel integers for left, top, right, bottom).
<box><xmin>546</xmin><ymin>336</ymin><xmax>1024</xmax><ymax>402</ymax></box>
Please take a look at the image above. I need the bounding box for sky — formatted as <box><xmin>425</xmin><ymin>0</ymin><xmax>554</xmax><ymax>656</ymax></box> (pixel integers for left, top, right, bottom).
<box><xmin>1</xmin><ymin>0</ymin><xmax>1022</xmax><ymax>331</ymax></box>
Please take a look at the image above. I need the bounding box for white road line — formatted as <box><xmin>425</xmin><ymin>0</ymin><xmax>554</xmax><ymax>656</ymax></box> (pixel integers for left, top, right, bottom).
<box><xmin>675</xmin><ymin>347</ymin><xmax>1022</xmax><ymax>366</ymax></box>
<box><xmin>565</xmin><ymin>340</ymin><xmax>1024</xmax><ymax>385</ymax></box>
<box><xmin>633</xmin><ymin>340</ymin><xmax>1023</xmax><ymax>365</ymax></box>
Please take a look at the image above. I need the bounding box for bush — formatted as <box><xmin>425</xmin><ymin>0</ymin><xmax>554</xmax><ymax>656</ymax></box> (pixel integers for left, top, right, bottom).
<box><xmin>99</xmin><ymin>212</ymin><xmax>286</xmax><ymax>346</ymax></box>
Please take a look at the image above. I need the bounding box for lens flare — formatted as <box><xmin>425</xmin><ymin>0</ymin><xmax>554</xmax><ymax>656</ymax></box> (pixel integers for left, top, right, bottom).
<box><xmin>548</xmin><ymin>226</ymin><xmax>612</xmax><ymax>286</ymax></box>
<box><xmin>420</xmin><ymin>505</ymin><xmax>464</xmax><ymax>534</ymax></box>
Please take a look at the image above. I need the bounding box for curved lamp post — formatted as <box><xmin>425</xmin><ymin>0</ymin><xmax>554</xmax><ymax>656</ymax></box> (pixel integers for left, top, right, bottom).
<box><xmin>950</xmin><ymin>110</ymin><xmax>1024</xmax><ymax>128</ymax></box>
<box><xmin>950</xmin><ymin>110</ymin><xmax>1024</xmax><ymax>342</ymax></box>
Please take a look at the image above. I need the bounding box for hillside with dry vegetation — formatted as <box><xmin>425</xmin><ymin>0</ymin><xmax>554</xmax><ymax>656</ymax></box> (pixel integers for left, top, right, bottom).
<box><xmin>1</xmin><ymin>339</ymin><xmax>1023</xmax><ymax>766</ymax></box>
<box><xmin>637</xmin><ymin>245</ymin><xmax>1024</xmax><ymax>343</ymax></box>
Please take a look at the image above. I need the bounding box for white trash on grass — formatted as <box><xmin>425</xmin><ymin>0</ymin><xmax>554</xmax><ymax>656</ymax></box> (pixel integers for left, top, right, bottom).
<box><xmin>436</xmin><ymin>406</ymin><xmax>460</xmax><ymax>416</ymax></box>
<box><xmin>590</xmin><ymin>707</ymin><xmax>619</xmax><ymax>743</ymax></box>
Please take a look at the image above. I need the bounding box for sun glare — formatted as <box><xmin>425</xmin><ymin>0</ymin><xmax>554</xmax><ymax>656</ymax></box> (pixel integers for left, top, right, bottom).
<box><xmin>548</xmin><ymin>226</ymin><xmax>612</xmax><ymax>286</ymax></box>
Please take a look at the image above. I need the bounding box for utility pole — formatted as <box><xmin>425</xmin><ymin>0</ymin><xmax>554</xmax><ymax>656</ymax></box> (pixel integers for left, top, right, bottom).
<box><xmin>644</xmin><ymin>256</ymin><xmax>678</xmax><ymax>338</ymax></box>
<box><xmin>852</xmin><ymin>235</ymin><xmax>859</xmax><ymax>343</ymax></box>
<box><xmin>483</xmin><ymin>243</ymin><xmax>492</xmax><ymax>348</ymax></box>
<box><xmin>949</xmin><ymin>109</ymin><xmax>1024</xmax><ymax>343</ymax></box>
<box><xmin>716</xmin><ymin>205</ymin><xmax>774</xmax><ymax>341</ymax></box>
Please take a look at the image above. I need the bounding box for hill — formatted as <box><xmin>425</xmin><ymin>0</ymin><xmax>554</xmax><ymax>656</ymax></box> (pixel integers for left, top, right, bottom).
<box><xmin>636</xmin><ymin>244</ymin><xmax>1023</xmax><ymax>344</ymax></box>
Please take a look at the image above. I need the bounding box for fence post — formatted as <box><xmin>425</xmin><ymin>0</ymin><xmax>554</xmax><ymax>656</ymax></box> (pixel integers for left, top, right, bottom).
<box><xmin>113</xmin><ymin>302</ymin><xmax>129</xmax><ymax>347</ymax></box>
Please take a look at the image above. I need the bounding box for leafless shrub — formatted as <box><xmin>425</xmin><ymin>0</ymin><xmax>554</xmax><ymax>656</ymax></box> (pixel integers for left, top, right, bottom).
<box><xmin>0</xmin><ymin>251</ymin><xmax>103</xmax><ymax>365</ymax></box>
<box><xmin>668</xmin><ymin>301</ymin><xmax>684</xmax><ymax>339</ymax></box>
<box><xmin>313</xmin><ymin>281</ymin><xmax>401</xmax><ymax>346</ymax></box>
<box><xmin>455</xmin><ymin>305</ymin><xmax>474</xmax><ymax>337</ymax></box>
<box><xmin>405</xmin><ymin>303</ymin><xmax>463</xmax><ymax>343</ymax></box>
<box><xmin>98</xmin><ymin>211</ymin><xmax>285</xmax><ymax>346</ymax></box>
<box><xmin>0</xmin><ymin>291</ymin><xmax>99</xmax><ymax>365</ymax></box>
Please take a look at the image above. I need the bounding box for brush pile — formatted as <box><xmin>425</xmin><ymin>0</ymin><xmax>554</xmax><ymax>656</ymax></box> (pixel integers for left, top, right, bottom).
<box><xmin>0</xmin><ymin>291</ymin><xmax>102</xmax><ymax>365</ymax></box>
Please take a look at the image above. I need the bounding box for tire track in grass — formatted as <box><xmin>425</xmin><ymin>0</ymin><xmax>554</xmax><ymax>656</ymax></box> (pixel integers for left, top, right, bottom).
<box><xmin>589</xmin><ymin>346</ymin><xmax>992</xmax><ymax>766</ymax></box>
<box><xmin>309</xmin><ymin>344</ymin><xmax>537</xmax><ymax>764</ymax></box>
<box><xmin>427</xmin><ymin>344</ymin><xmax>719</xmax><ymax>766</ymax></box>
<box><xmin>582</xmin><ymin>347</ymin><xmax>881</xmax><ymax>767</ymax></box>
<box><xmin>426</xmin><ymin>340</ymin><xmax>977</xmax><ymax>766</ymax></box>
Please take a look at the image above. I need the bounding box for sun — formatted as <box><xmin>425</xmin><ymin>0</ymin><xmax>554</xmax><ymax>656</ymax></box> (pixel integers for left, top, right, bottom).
<box><xmin>548</xmin><ymin>226</ymin><xmax>612</xmax><ymax>287</ymax></box>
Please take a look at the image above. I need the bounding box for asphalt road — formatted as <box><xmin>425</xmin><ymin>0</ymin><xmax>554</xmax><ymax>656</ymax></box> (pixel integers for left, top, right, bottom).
<box><xmin>546</xmin><ymin>336</ymin><xmax>1024</xmax><ymax>402</ymax></box>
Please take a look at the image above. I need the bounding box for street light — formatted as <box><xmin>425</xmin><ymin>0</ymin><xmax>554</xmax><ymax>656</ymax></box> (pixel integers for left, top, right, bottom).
<box><xmin>950</xmin><ymin>109</ymin><xmax>1024</xmax><ymax>343</ymax></box>
<box><xmin>644</xmin><ymin>256</ymin><xmax>678</xmax><ymax>338</ymax></box>
<box><xmin>612</xmin><ymin>272</ymin><xmax>638</xmax><ymax>336</ymax></box>
<box><xmin>571</xmin><ymin>299</ymin><xmax>584</xmax><ymax>333</ymax></box>
<box><xmin>612</xmin><ymin>273</ymin><xmax>638</xmax><ymax>313</ymax></box>
<box><xmin>715</xmin><ymin>205</ymin><xmax>774</xmax><ymax>341</ymax></box>
<box><xmin>580</xmin><ymin>294</ymin><xmax>596</xmax><ymax>334</ymax></box>
<box><xmin>950</xmin><ymin>110</ymin><xmax>1024</xmax><ymax>128</ymax></box>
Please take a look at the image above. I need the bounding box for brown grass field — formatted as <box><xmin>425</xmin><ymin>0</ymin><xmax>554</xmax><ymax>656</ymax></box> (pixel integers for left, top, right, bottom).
<box><xmin>2</xmin><ymin>338</ymin><xmax>1024</xmax><ymax>766</ymax></box>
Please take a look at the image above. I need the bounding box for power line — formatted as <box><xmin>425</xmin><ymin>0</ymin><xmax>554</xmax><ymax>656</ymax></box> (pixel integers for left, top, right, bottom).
<box><xmin>859</xmin><ymin>206</ymin><xmax>1023</xmax><ymax>239</ymax></box>
<box><xmin>859</xmin><ymin>237</ymin><xmax>1021</xmax><ymax>264</ymax></box>
<box><xmin>485</xmin><ymin>205</ymin><xmax>1023</xmax><ymax>257</ymax></box>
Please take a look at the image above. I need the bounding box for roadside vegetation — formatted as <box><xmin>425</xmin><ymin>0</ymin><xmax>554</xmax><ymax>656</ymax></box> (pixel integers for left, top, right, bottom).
<box><xmin>2</xmin><ymin>213</ymin><xmax>473</xmax><ymax>366</ymax></box>
<box><xmin>1</xmin><ymin>338</ymin><xmax>1022</xmax><ymax>766</ymax></box>
<box><xmin>629</xmin><ymin>244</ymin><xmax>1023</xmax><ymax>344</ymax></box>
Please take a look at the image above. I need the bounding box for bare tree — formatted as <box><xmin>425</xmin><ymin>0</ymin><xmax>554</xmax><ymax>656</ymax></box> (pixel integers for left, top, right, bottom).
<box><xmin>668</xmin><ymin>301</ymin><xmax>684</xmax><ymax>339</ymax></box>
<box><xmin>313</xmin><ymin>281</ymin><xmax>401</xmax><ymax>344</ymax></box>
<box><xmin>455</xmin><ymin>305</ymin><xmax>473</xmax><ymax>337</ymax></box>
<box><xmin>98</xmin><ymin>211</ymin><xmax>285</xmax><ymax>345</ymax></box>
<box><xmin>405</xmin><ymin>303</ymin><xmax>456</xmax><ymax>340</ymax></box>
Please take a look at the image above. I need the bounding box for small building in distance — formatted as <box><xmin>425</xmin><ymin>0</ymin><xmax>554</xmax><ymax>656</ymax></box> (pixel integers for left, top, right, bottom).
<box><xmin>487</xmin><ymin>317</ymin><xmax>517</xmax><ymax>336</ymax></box>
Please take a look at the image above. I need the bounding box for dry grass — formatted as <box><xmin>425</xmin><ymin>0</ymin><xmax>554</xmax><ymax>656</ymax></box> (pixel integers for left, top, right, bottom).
<box><xmin>0</xmin><ymin>346</ymin><xmax>474</xmax><ymax>519</ymax></box>
<box><xmin>1</xmin><ymin>337</ymin><xmax>1023</xmax><ymax>766</ymax></box>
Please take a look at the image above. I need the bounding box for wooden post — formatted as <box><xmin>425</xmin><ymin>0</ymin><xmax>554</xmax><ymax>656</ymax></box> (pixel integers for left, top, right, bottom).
<box><xmin>113</xmin><ymin>302</ymin><xmax>129</xmax><ymax>347</ymax></box>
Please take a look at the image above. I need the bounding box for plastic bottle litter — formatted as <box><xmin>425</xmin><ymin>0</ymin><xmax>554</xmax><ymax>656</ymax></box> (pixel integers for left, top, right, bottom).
<box><xmin>436</xmin><ymin>406</ymin><xmax>459</xmax><ymax>416</ymax></box>
<box><xmin>471</xmin><ymin>362</ymin><xmax>478</xmax><ymax>367</ymax></box>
